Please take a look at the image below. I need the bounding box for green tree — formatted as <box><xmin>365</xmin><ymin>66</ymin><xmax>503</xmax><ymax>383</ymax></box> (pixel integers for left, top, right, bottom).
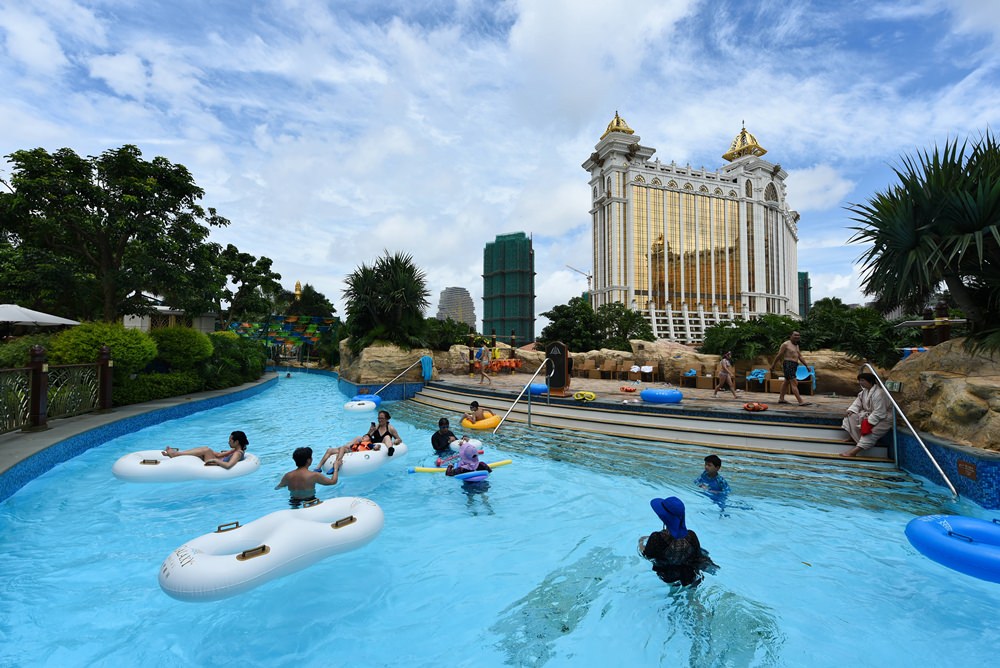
<box><xmin>848</xmin><ymin>133</ymin><xmax>1000</xmax><ymax>353</ymax></box>
<box><xmin>595</xmin><ymin>302</ymin><xmax>654</xmax><ymax>350</ymax></box>
<box><xmin>216</xmin><ymin>244</ymin><xmax>283</xmax><ymax>328</ymax></box>
<box><xmin>539</xmin><ymin>297</ymin><xmax>601</xmax><ymax>352</ymax></box>
<box><xmin>286</xmin><ymin>283</ymin><xmax>336</xmax><ymax>319</ymax></box>
<box><xmin>425</xmin><ymin>316</ymin><xmax>474</xmax><ymax>351</ymax></box>
<box><xmin>700</xmin><ymin>313</ymin><xmax>799</xmax><ymax>362</ymax></box>
<box><xmin>0</xmin><ymin>145</ymin><xmax>229</xmax><ymax>321</ymax></box>
<box><xmin>343</xmin><ymin>251</ymin><xmax>430</xmax><ymax>352</ymax></box>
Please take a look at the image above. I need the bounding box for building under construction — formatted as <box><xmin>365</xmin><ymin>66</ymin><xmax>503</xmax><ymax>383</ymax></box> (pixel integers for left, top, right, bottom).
<box><xmin>482</xmin><ymin>232</ymin><xmax>535</xmax><ymax>344</ymax></box>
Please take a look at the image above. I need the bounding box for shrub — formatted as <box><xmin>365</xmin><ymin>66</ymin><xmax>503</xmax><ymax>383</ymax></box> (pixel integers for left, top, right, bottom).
<box><xmin>48</xmin><ymin>322</ymin><xmax>157</xmax><ymax>378</ymax></box>
<box><xmin>112</xmin><ymin>370</ymin><xmax>203</xmax><ymax>406</ymax></box>
<box><xmin>0</xmin><ymin>333</ymin><xmax>54</xmax><ymax>369</ymax></box>
<box><xmin>150</xmin><ymin>326</ymin><xmax>214</xmax><ymax>370</ymax></box>
<box><xmin>202</xmin><ymin>332</ymin><xmax>267</xmax><ymax>390</ymax></box>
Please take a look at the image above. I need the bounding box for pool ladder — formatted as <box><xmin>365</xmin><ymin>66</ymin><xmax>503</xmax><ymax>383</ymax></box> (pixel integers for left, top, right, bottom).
<box><xmin>492</xmin><ymin>359</ymin><xmax>554</xmax><ymax>434</ymax></box>
<box><xmin>864</xmin><ymin>363</ymin><xmax>958</xmax><ymax>500</ymax></box>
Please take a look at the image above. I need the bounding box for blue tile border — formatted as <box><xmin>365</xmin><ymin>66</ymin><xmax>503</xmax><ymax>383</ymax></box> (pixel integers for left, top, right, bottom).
<box><xmin>895</xmin><ymin>428</ymin><xmax>1000</xmax><ymax>509</ymax></box>
<box><xmin>0</xmin><ymin>377</ymin><xmax>278</xmax><ymax>503</ymax></box>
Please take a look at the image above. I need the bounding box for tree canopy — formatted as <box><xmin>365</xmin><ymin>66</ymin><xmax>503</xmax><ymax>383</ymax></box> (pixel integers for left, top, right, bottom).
<box><xmin>343</xmin><ymin>251</ymin><xmax>430</xmax><ymax>352</ymax></box>
<box><xmin>848</xmin><ymin>132</ymin><xmax>1000</xmax><ymax>353</ymax></box>
<box><xmin>539</xmin><ymin>297</ymin><xmax>653</xmax><ymax>352</ymax></box>
<box><xmin>0</xmin><ymin>145</ymin><xmax>229</xmax><ymax>321</ymax></box>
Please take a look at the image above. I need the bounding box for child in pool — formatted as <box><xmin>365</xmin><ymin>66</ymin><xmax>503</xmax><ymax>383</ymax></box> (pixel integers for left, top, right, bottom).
<box><xmin>695</xmin><ymin>454</ymin><xmax>730</xmax><ymax>494</ymax></box>
<box><xmin>445</xmin><ymin>437</ymin><xmax>492</xmax><ymax>476</ymax></box>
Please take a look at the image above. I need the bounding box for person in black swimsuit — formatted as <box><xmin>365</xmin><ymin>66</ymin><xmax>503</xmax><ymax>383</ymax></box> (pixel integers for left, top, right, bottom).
<box><xmin>431</xmin><ymin>417</ymin><xmax>457</xmax><ymax>453</ymax></box>
<box><xmin>367</xmin><ymin>410</ymin><xmax>402</xmax><ymax>456</ymax></box>
<box><xmin>639</xmin><ymin>496</ymin><xmax>716</xmax><ymax>586</ymax></box>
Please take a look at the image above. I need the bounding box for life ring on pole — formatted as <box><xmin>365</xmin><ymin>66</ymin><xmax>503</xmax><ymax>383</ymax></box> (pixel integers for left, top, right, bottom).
<box><xmin>573</xmin><ymin>391</ymin><xmax>596</xmax><ymax>402</ymax></box>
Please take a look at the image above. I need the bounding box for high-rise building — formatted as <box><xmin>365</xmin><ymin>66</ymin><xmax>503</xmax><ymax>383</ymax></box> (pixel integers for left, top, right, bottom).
<box><xmin>436</xmin><ymin>287</ymin><xmax>476</xmax><ymax>330</ymax></box>
<box><xmin>798</xmin><ymin>271</ymin><xmax>812</xmax><ymax>318</ymax></box>
<box><xmin>483</xmin><ymin>232</ymin><xmax>535</xmax><ymax>343</ymax></box>
<box><xmin>582</xmin><ymin>112</ymin><xmax>801</xmax><ymax>343</ymax></box>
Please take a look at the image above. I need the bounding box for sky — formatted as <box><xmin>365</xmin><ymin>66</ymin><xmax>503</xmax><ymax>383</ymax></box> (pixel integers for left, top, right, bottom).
<box><xmin>3</xmin><ymin>0</ymin><xmax>1000</xmax><ymax>334</ymax></box>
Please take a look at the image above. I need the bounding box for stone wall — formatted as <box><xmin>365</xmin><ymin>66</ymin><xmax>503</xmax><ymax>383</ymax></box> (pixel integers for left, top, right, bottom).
<box><xmin>338</xmin><ymin>340</ymin><xmax>434</xmax><ymax>384</ymax></box>
<box><xmin>888</xmin><ymin>339</ymin><xmax>1000</xmax><ymax>451</ymax></box>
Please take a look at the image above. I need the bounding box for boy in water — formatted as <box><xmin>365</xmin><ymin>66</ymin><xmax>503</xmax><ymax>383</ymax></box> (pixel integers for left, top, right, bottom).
<box><xmin>695</xmin><ymin>454</ymin><xmax>730</xmax><ymax>494</ymax></box>
<box><xmin>275</xmin><ymin>446</ymin><xmax>343</xmax><ymax>507</ymax></box>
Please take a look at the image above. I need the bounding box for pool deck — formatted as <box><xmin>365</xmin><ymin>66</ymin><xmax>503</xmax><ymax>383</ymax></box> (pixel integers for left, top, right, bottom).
<box><xmin>434</xmin><ymin>370</ymin><xmax>857</xmax><ymax>415</ymax></box>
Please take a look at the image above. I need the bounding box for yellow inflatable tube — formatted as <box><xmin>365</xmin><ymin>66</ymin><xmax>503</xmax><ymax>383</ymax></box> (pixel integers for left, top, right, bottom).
<box><xmin>409</xmin><ymin>459</ymin><xmax>512</xmax><ymax>474</ymax></box>
<box><xmin>461</xmin><ymin>414</ymin><xmax>501</xmax><ymax>430</ymax></box>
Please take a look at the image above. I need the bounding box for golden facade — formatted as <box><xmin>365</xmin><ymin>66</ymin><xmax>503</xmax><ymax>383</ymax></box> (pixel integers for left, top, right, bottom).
<box><xmin>582</xmin><ymin>116</ymin><xmax>800</xmax><ymax>343</ymax></box>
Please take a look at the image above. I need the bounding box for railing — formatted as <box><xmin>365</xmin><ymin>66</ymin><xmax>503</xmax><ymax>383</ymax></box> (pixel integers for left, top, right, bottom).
<box><xmin>372</xmin><ymin>356</ymin><xmax>430</xmax><ymax>396</ymax></box>
<box><xmin>0</xmin><ymin>345</ymin><xmax>113</xmax><ymax>435</ymax></box>
<box><xmin>864</xmin><ymin>362</ymin><xmax>958</xmax><ymax>500</ymax></box>
<box><xmin>493</xmin><ymin>359</ymin><xmax>554</xmax><ymax>433</ymax></box>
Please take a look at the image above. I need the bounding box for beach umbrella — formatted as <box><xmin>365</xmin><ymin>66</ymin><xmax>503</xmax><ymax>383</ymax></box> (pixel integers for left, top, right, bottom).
<box><xmin>0</xmin><ymin>304</ymin><xmax>79</xmax><ymax>327</ymax></box>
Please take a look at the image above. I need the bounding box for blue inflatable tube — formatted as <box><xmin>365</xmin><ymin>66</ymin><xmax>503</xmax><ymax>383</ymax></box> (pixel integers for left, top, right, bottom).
<box><xmin>529</xmin><ymin>383</ymin><xmax>548</xmax><ymax>395</ymax></box>
<box><xmin>350</xmin><ymin>394</ymin><xmax>382</xmax><ymax>406</ymax></box>
<box><xmin>640</xmin><ymin>388</ymin><xmax>683</xmax><ymax>404</ymax></box>
<box><xmin>905</xmin><ymin>515</ymin><xmax>1000</xmax><ymax>583</ymax></box>
<box><xmin>455</xmin><ymin>470</ymin><xmax>490</xmax><ymax>482</ymax></box>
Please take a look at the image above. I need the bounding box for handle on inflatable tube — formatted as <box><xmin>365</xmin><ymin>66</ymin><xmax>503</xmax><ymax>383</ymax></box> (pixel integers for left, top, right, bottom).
<box><xmin>408</xmin><ymin>459</ymin><xmax>513</xmax><ymax>474</ymax></box>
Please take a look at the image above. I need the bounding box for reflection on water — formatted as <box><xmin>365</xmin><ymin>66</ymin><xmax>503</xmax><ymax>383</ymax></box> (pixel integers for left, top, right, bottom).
<box><xmin>666</xmin><ymin>583</ymin><xmax>785</xmax><ymax>667</ymax></box>
<box><xmin>490</xmin><ymin>546</ymin><xmax>627</xmax><ymax>667</ymax></box>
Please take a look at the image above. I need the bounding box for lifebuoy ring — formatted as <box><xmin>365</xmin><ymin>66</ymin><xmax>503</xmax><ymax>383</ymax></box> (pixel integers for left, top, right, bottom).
<box><xmin>573</xmin><ymin>391</ymin><xmax>596</xmax><ymax>402</ymax></box>
<box><xmin>743</xmin><ymin>402</ymin><xmax>768</xmax><ymax>412</ymax></box>
<box><xmin>620</xmin><ymin>386</ymin><xmax>637</xmax><ymax>393</ymax></box>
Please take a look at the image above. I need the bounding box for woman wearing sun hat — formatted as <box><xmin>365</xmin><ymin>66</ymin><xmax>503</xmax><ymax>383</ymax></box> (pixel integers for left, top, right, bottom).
<box><xmin>639</xmin><ymin>496</ymin><xmax>714</xmax><ymax>586</ymax></box>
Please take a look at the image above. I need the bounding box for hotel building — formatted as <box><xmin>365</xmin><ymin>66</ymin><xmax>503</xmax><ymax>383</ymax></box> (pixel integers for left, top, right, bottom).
<box><xmin>582</xmin><ymin>113</ymin><xmax>800</xmax><ymax>343</ymax></box>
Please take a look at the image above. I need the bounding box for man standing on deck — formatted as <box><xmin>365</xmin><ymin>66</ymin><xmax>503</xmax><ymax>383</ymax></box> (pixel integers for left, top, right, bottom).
<box><xmin>770</xmin><ymin>331</ymin><xmax>812</xmax><ymax>406</ymax></box>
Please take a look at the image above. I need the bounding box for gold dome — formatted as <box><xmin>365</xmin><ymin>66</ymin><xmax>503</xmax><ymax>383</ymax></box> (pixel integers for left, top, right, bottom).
<box><xmin>722</xmin><ymin>124</ymin><xmax>767</xmax><ymax>161</ymax></box>
<box><xmin>600</xmin><ymin>111</ymin><xmax>635</xmax><ymax>140</ymax></box>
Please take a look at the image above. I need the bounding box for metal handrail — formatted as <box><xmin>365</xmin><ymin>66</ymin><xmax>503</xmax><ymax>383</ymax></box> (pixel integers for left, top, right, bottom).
<box><xmin>372</xmin><ymin>356</ymin><xmax>427</xmax><ymax>396</ymax></box>
<box><xmin>863</xmin><ymin>363</ymin><xmax>958</xmax><ymax>500</ymax></box>
<box><xmin>493</xmin><ymin>359</ymin><xmax>554</xmax><ymax>434</ymax></box>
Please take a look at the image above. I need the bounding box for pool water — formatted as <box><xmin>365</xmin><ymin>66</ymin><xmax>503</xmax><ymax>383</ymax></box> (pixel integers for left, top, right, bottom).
<box><xmin>1</xmin><ymin>374</ymin><xmax>998</xmax><ymax>667</ymax></box>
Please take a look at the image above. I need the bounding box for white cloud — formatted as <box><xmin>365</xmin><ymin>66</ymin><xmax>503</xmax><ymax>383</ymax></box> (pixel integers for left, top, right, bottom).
<box><xmin>785</xmin><ymin>165</ymin><xmax>856</xmax><ymax>213</ymax></box>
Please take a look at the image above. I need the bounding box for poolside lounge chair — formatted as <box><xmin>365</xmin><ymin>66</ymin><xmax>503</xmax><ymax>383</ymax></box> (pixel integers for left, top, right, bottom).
<box><xmin>745</xmin><ymin>367</ymin><xmax>771</xmax><ymax>392</ymax></box>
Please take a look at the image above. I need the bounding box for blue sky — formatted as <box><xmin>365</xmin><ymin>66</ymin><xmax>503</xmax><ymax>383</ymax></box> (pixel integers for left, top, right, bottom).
<box><xmin>3</xmin><ymin>0</ymin><xmax>1000</xmax><ymax>331</ymax></box>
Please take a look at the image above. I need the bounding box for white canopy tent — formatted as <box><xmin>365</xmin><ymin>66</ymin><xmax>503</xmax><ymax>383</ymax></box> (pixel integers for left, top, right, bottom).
<box><xmin>0</xmin><ymin>304</ymin><xmax>79</xmax><ymax>327</ymax></box>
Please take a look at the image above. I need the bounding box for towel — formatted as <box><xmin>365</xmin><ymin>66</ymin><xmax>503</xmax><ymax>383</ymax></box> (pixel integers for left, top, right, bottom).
<box><xmin>420</xmin><ymin>355</ymin><xmax>433</xmax><ymax>381</ymax></box>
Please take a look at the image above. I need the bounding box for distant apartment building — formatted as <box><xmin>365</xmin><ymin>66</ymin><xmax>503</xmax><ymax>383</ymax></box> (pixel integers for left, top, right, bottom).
<box><xmin>582</xmin><ymin>112</ymin><xmax>801</xmax><ymax>344</ymax></box>
<box><xmin>798</xmin><ymin>271</ymin><xmax>812</xmax><ymax>318</ymax></box>
<box><xmin>435</xmin><ymin>286</ymin><xmax>476</xmax><ymax>330</ymax></box>
<box><xmin>483</xmin><ymin>232</ymin><xmax>535</xmax><ymax>343</ymax></box>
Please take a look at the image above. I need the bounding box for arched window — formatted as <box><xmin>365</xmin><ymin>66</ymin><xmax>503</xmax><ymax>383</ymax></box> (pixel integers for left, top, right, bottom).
<box><xmin>699</xmin><ymin>185</ymin><xmax>709</xmax><ymax>193</ymax></box>
<box><xmin>764</xmin><ymin>182</ymin><xmax>778</xmax><ymax>201</ymax></box>
<box><xmin>714</xmin><ymin>187</ymin><xmax>723</xmax><ymax>195</ymax></box>
<box><xmin>651</xmin><ymin>178</ymin><xmax>662</xmax><ymax>186</ymax></box>
<box><xmin>634</xmin><ymin>175</ymin><xmax>645</xmax><ymax>183</ymax></box>
<box><xmin>667</xmin><ymin>180</ymin><xmax>678</xmax><ymax>188</ymax></box>
<box><xmin>745</xmin><ymin>180</ymin><xmax>753</xmax><ymax>198</ymax></box>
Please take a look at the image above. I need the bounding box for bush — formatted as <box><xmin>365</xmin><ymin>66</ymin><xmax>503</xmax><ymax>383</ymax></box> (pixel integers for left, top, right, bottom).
<box><xmin>112</xmin><ymin>370</ymin><xmax>203</xmax><ymax>406</ymax></box>
<box><xmin>202</xmin><ymin>332</ymin><xmax>267</xmax><ymax>390</ymax></box>
<box><xmin>48</xmin><ymin>322</ymin><xmax>157</xmax><ymax>378</ymax></box>
<box><xmin>0</xmin><ymin>333</ymin><xmax>54</xmax><ymax>369</ymax></box>
<box><xmin>150</xmin><ymin>326</ymin><xmax>213</xmax><ymax>370</ymax></box>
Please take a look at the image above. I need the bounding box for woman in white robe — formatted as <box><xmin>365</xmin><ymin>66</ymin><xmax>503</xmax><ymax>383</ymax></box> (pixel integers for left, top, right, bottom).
<box><xmin>840</xmin><ymin>372</ymin><xmax>893</xmax><ymax>457</ymax></box>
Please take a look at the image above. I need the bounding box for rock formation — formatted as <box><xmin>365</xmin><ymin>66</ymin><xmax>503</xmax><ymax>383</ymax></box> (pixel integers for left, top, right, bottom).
<box><xmin>888</xmin><ymin>339</ymin><xmax>1000</xmax><ymax>451</ymax></box>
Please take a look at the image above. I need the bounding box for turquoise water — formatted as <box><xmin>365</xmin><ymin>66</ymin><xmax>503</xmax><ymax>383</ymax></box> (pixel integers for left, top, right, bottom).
<box><xmin>1</xmin><ymin>373</ymin><xmax>998</xmax><ymax>667</ymax></box>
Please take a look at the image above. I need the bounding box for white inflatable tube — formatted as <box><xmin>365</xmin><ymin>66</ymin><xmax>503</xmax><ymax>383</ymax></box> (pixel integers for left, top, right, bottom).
<box><xmin>344</xmin><ymin>400</ymin><xmax>377</xmax><ymax>411</ymax></box>
<box><xmin>112</xmin><ymin>450</ymin><xmax>260</xmax><ymax>483</ymax></box>
<box><xmin>159</xmin><ymin>496</ymin><xmax>383</xmax><ymax>602</ymax></box>
<box><xmin>449</xmin><ymin>438</ymin><xmax>484</xmax><ymax>453</ymax></box>
<box><xmin>320</xmin><ymin>443</ymin><xmax>409</xmax><ymax>476</ymax></box>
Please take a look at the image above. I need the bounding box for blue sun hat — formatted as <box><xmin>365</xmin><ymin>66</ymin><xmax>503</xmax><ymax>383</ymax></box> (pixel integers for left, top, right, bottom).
<box><xmin>650</xmin><ymin>497</ymin><xmax>688</xmax><ymax>538</ymax></box>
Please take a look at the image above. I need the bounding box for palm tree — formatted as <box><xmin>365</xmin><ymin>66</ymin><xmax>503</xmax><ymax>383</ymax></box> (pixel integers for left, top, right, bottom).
<box><xmin>343</xmin><ymin>251</ymin><xmax>430</xmax><ymax>352</ymax></box>
<box><xmin>848</xmin><ymin>133</ymin><xmax>1000</xmax><ymax>353</ymax></box>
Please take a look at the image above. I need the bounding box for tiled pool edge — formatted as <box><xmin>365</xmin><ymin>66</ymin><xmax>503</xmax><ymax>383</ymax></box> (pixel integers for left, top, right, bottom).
<box><xmin>0</xmin><ymin>376</ymin><xmax>278</xmax><ymax>503</ymax></box>
<box><xmin>896</xmin><ymin>429</ymin><xmax>1000</xmax><ymax>510</ymax></box>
